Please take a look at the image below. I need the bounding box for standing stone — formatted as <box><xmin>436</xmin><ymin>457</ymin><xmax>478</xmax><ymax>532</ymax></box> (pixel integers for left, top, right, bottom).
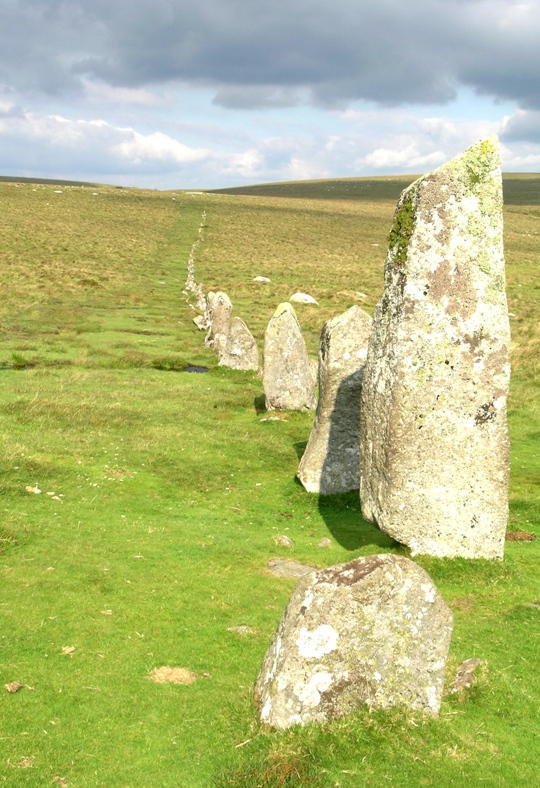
<box><xmin>205</xmin><ymin>291</ymin><xmax>233</xmax><ymax>351</ymax></box>
<box><xmin>263</xmin><ymin>302</ymin><xmax>316</xmax><ymax>411</ymax></box>
<box><xmin>360</xmin><ymin>138</ymin><xmax>510</xmax><ymax>559</ymax></box>
<box><xmin>297</xmin><ymin>306</ymin><xmax>372</xmax><ymax>494</ymax></box>
<box><xmin>217</xmin><ymin>316</ymin><xmax>259</xmax><ymax>371</ymax></box>
<box><xmin>255</xmin><ymin>554</ymin><xmax>453</xmax><ymax>729</ymax></box>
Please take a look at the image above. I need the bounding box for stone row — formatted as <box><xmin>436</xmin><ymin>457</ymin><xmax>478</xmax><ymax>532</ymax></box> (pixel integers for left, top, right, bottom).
<box><xmin>187</xmin><ymin>139</ymin><xmax>510</xmax><ymax>729</ymax></box>
<box><xmin>254</xmin><ymin>138</ymin><xmax>510</xmax><ymax>729</ymax></box>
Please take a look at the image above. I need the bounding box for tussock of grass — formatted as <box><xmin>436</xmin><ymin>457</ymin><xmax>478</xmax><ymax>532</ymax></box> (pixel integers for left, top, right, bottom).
<box><xmin>0</xmin><ymin>177</ymin><xmax>538</xmax><ymax>785</ymax></box>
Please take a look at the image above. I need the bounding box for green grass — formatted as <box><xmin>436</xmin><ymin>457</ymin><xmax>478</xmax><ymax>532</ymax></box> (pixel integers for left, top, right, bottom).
<box><xmin>0</xmin><ymin>175</ymin><xmax>539</xmax><ymax>786</ymax></box>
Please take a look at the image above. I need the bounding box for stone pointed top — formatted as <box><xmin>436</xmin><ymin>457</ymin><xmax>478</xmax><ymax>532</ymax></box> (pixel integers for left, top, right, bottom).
<box><xmin>403</xmin><ymin>136</ymin><xmax>501</xmax><ymax>199</ymax></box>
<box><xmin>325</xmin><ymin>304</ymin><xmax>370</xmax><ymax>333</ymax></box>
<box><xmin>273</xmin><ymin>301</ymin><xmax>297</xmax><ymax>319</ymax></box>
<box><xmin>208</xmin><ymin>290</ymin><xmax>232</xmax><ymax>308</ymax></box>
<box><xmin>440</xmin><ymin>135</ymin><xmax>501</xmax><ymax>179</ymax></box>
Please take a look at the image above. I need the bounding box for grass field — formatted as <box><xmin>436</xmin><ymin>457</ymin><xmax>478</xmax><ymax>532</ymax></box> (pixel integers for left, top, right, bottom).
<box><xmin>0</xmin><ymin>174</ymin><xmax>539</xmax><ymax>786</ymax></box>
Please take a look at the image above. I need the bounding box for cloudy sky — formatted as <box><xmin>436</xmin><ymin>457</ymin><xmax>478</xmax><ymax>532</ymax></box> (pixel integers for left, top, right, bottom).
<box><xmin>1</xmin><ymin>0</ymin><xmax>539</xmax><ymax>189</ymax></box>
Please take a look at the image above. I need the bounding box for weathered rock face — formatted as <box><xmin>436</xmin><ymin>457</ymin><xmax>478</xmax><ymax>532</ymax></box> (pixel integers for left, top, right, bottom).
<box><xmin>297</xmin><ymin>306</ymin><xmax>372</xmax><ymax>494</ymax></box>
<box><xmin>263</xmin><ymin>302</ymin><xmax>316</xmax><ymax>411</ymax></box>
<box><xmin>255</xmin><ymin>554</ymin><xmax>453</xmax><ymax>728</ymax></box>
<box><xmin>205</xmin><ymin>291</ymin><xmax>233</xmax><ymax>351</ymax></box>
<box><xmin>360</xmin><ymin>138</ymin><xmax>510</xmax><ymax>559</ymax></box>
<box><xmin>217</xmin><ymin>317</ymin><xmax>259</xmax><ymax>371</ymax></box>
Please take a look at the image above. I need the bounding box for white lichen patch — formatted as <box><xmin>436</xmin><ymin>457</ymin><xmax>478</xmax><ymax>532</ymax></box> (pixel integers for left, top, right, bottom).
<box><xmin>293</xmin><ymin>671</ymin><xmax>334</xmax><ymax>708</ymax></box>
<box><xmin>260</xmin><ymin>697</ymin><xmax>273</xmax><ymax>721</ymax></box>
<box><xmin>425</xmin><ymin>685</ymin><xmax>439</xmax><ymax>712</ymax></box>
<box><xmin>421</xmin><ymin>583</ymin><xmax>436</xmax><ymax>603</ymax></box>
<box><xmin>297</xmin><ymin>624</ymin><xmax>339</xmax><ymax>658</ymax></box>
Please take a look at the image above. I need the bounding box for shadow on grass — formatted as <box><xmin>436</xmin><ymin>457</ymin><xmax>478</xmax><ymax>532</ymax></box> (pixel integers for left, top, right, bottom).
<box><xmin>253</xmin><ymin>394</ymin><xmax>266</xmax><ymax>414</ymax></box>
<box><xmin>293</xmin><ymin>440</ymin><xmax>307</xmax><ymax>460</ymax></box>
<box><xmin>316</xmin><ymin>490</ymin><xmax>396</xmax><ymax>550</ymax></box>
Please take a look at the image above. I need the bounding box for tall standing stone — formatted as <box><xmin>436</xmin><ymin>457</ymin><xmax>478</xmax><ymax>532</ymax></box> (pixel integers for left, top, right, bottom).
<box><xmin>297</xmin><ymin>306</ymin><xmax>372</xmax><ymax>494</ymax></box>
<box><xmin>205</xmin><ymin>291</ymin><xmax>233</xmax><ymax>352</ymax></box>
<box><xmin>263</xmin><ymin>302</ymin><xmax>316</xmax><ymax>411</ymax></box>
<box><xmin>255</xmin><ymin>554</ymin><xmax>453</xmax><ymax>729</ymax></box>
<box><xmin>217</xmin><ymin>317</ymin><xmax>259</xmax><ymax>371</ymax></box>
<box><xmin>360</xmin><ymin>138</ymin><xmax>510</xmax><ymax>559</ymax></box>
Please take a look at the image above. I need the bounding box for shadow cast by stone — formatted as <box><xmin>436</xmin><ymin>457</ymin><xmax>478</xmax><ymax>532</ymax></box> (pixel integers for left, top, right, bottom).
<box><xmin>293</xmin><ymin>441</ymin><xmax>307</xmax><ymax>461</ymax></box>
<box><xmin>317</xmin><ymin>491</ymin><xmax>395</xmax><ymax>550</ymax></box>
<box><xmin>253</xmin><ymin>394</ymin><xmax>266</xmax><ymax>414</ymax></box>
<box><xmin>311</xmin><ymin>375</ymin><xmax>395</xmax><ymax>550</ymax></box>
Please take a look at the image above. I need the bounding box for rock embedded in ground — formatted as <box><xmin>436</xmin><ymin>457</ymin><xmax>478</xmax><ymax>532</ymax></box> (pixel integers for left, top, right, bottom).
<box><xmin>263</xmin><ymin>302</ymin><xmax>317</xmax><ymax>411</ymax></box>
<box><xmin>360</xmin><ymin>137</ymin><xmax>510</xmax><ymax>559</ymax></box>
<box><xmin>290</xmin><ymin>292</ymin><xmax>319</xmax><ymax>305</ymax></box>
<box><xmin>255</xmin><ymin>554</ymin><xmax>452</xmax><ymax>728</ymax></box>
<box><xmin>217</xmin><ymin>317</ymin><xmax>259</xmax><ymax>371</ymax></box>
<box><xmin>227</xmin><ymin>625</ymin><xmax>258</xmax><ymax>635</ymax></box>
<box><xmin>267</xmin><ymin>558</ymin><xmax>315</xmax><ymax>578</ymax></box>
<box><xmin>4</xmin><ymin>681</ymin><xmax>23</xmax><ymax>693</ymax></box>
<box><xmin>297</xmin><ymin>305</ymin><xmax>372</xmax><ymax>494</ymax></box>
<box><xmin>255</xmin><ymin>554</ymin><xmax>453</xmax><ymax>729</ymax></box>
<box><xmin>253</xmin><ymin>276</ymin><xmax>271</xmax><ymax>283</ymax></box>
<box><xmin>448</xmin><ymin>658</ymin><xmax>483</xmax><ymax>694</ymax></box>
<box><xmin>205</xmin><ymin>291</ymin><xmax>233</xmax><ymax>351</ymax></box>
<box><xmin>273</xmin><ymin>534</ymin><xmax>295</xmax><ymax>548</ymax></box>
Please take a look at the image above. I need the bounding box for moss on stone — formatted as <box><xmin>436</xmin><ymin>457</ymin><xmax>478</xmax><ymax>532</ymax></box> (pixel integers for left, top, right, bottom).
<box><xmin>388</xmin><ymin>187</ymin><xmax>417</xmax><ymax>267</ymax></box>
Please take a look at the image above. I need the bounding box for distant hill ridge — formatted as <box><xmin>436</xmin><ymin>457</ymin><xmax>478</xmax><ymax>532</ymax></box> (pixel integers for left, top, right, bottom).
<box><xmin>2</xmin><ymin>172</ymin><xmax>538</xmax><ymax>205</ymax></box>
<box><xmin>209</xmin><ymin>173</ymin><xmax>540</xmax><ymax>206</ymax></box>
<box><xmin>0</xmin><ymin>175</ymin><xmax>102</xmax><ymax>188</ymax></box>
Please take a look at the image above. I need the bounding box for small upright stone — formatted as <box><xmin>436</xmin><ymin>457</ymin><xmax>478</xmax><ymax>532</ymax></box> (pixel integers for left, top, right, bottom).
<box><xmin>217</xmin><ymin>317</ymin><xmax>259</xmax><ymax>371</ymax></box>
<box><xmin>255</xmin><ymin>554</ymin><xmax>453</xmax><ymax>728</ymax></box>
<box><xmin>263</xmin><ymin>302</ymin><xmax>316</xmax><ymax>411</ymax></box>
<box><xmin>205</xmin><ymin>291</ymin><xmax>233</xmax><ymax>351</ymax></box>
<box><xmin>360</xmin><ymin>138</ymin><xmax>511</xmax><ymax>559</ymax></box>
<box><xmin>297</xmin><ymin>305</ymin><xmax>372</xmax><ymax>494</ymax></box>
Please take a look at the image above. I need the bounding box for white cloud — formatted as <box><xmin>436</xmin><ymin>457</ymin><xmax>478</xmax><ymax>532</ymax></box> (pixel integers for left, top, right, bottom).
<box><xmin>221</xmin><ymin>148</ymin><xmax>263</xmax><ymax>178</ymax></box>
<box><xmin>0</xmin><ymin>99</ymin><xmax>537</xmax><ymax>189</ymax></box>
<box><xmin>113</xmin><ymin>130</ymin><xmax>210</xmax><ymax>164</ymax></box>
<box><xmin>285</xmin><ymin>157</ymin><xmax>329</xmax><ymax>181</ymax></box>
<box><xmin>360</xmin><ymin>144</ymin><xmax>446</xmax><ymax>171</ymax></box>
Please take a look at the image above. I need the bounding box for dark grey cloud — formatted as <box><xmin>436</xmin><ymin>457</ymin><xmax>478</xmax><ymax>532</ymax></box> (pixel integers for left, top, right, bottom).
<box><xmin>502</xmin><ymin>110</ymin><xmax>540</xmax><ymax>143</ymax></box>
<box><xmin>1</xmin><ymin>0</ymin><xmax>539</xmax><ymax>111</ymax></box>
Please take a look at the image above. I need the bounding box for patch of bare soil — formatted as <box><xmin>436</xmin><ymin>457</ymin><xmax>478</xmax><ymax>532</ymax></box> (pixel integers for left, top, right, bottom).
<box><xmin>506</xmin><ymin>530</ymin><xmax>536</xmax><ymax>541</ymax></box>
<box><xmin>147</xmin><ymin>666</ymin><xmax>199</xmax><ymax>684</ymax></box>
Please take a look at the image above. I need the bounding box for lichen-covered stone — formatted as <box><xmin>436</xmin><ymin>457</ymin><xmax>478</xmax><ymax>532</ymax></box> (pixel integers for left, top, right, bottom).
<box><xmin>217</xmin><ymin>317</ymin><xmax>259</xmax><ymax>371</ymax></box>
<box><xmin>205</xmin><ymin>291</ymin><xmax>233</xmax><ymax>351</ymax></box>
<box><xmin>255</xmin><ymin>554</ymin><xmax>453</xmax><ymax>728</ymax></box>
<box><xmin>360</xmin><ymin>137</ymin><xmax>510</xmax><ymax>559</ymax></box>
<box><xmin>297</xmin><ymin>306</ymin><xmax>372</xmax><ymax>494</ymax></box>
<box><xmin>263</xmin><ymin>302</ymin><xmax>316</xmax><ymax>411</ymax></box>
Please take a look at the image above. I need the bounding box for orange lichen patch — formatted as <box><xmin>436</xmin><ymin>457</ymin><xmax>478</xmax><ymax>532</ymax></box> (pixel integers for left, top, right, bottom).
<box><xmin>147</xmin><ymin>666</ymin><xmax>198</xmax><ymax>684</ymax></box>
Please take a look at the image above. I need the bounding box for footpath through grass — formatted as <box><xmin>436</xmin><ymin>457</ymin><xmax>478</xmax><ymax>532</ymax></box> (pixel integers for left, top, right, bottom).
<box><xmin>0</xmin><ymin>177</ymin><xmax>539</xmax><ymax>786</ymax></box>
